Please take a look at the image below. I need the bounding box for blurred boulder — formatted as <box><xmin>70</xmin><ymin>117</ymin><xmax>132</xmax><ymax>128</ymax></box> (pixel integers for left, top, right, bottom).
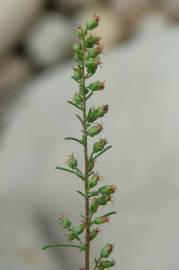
<box><xmin>0</xmin><ymin>0</ymin><xmax>43</xmax><ymax>59</ymax></box>
<box><xmin>25</xmin><ymin>14</ymin><xmax>72</xmax><ymax>67</ymax></box>
<box><xmin>0</xmin><ymin>22</ymin><xmax>179</xmax><ymax>270</ymax></box>
<box><xmin>0</xmin><ymin>56</ymin><xmax>31</xmax><ymax>96</ymax></box>
<box><xmin>162</xmin><ymin>0</ymin><xmax>179</xmax><ymax>21</ymax></box>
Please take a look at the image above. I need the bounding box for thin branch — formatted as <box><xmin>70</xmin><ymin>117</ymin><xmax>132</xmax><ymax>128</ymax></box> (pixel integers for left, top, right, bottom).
<box><xmin>75</xmin><ymin>114</ymin><xmax>84</xmax><ymax>125</ymax></box>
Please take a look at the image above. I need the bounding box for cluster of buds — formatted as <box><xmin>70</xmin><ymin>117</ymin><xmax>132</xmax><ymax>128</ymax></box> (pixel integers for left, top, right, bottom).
<box><xmin>90</xmin><ymin>194</ymin><xmax>112</xmax><ymax>214</ymax></box>
<box><xmin>98</xmin><ymin>185</ymin><xmax>117</xmax><ymax>195</ymax></box>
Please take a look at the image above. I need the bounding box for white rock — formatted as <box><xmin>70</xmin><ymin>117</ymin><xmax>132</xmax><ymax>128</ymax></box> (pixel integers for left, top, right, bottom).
<box><xmin>1</xmin><ymin>23</ymin><xmax>179</xmax><ymax>270</ymax></box>
<box><xmin>25</xmin><ymin>15</ymin><xmax>72</xmax><ymax>67</ymax></box>
<box><xmin>0</xmin><ymin>0</ymin><xmax>43</xmax><ymax>58</ymax></box>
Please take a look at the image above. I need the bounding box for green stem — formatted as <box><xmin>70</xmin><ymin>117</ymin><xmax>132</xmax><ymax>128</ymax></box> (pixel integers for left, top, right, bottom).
<box><xmin>82</xmin><ymin>33</ymin><xmax>90</xmax><ymax>270</ymax></box>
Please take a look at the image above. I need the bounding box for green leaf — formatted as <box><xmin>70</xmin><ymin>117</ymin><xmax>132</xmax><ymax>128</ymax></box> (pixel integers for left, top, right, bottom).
<box><xmin>88</xmin><ymin>191</ymin><xmax>100</xmax><ymax>198</ymax></box>
<box><xmin>86</xmin><ymin>92</ymin><xmax>94</xmax><ymax>100</ymax></box>
<box><xmin>77</xmin><ymin>190</ymin><xmax>85</xmax><ymax>197</ymax></box>
<box><xmin>55</xmin><ymin>166</ymin><xmax>84</xmax><ymax>180</ymax></box>
<box><xmin>75</xmin><ymin>114</ymin><xmax>83</xmax><ymax>125</ymax></box>
<box><xmin>42</xmin><ymin>243</ymin><xmax>82</xmax><ymax>250</ymax></box>
<box><xmin>104</xmin><ymin>211</ymin><xmax>117</xmax><ymax>217</ymax></box>
<box><xmin>65</xmin><ymin>137</ymin><xmax>84</xmax><ymax>145</ymax></box>
<box><xmin>93</xmin><ymin>145</ymin><xmax>112</xmax><ymax>161</ymax></box>
<box><xmin>68</xmin><ymin>100</ymin><xmax>82</xmax><ymax>110</ymax></box>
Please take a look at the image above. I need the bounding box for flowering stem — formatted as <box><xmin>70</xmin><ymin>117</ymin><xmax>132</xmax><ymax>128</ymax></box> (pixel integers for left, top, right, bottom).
<box><xmin>82</xmin><ymin>35</ymin><xmax>90</xmax><ymax>270</ymax></box>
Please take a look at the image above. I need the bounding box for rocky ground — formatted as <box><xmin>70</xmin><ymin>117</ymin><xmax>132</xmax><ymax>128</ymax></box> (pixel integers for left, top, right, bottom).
<box><xmin>0</xmin><ymin>17</ymin><xmax>179</xmax><ymax>270</ymax></box>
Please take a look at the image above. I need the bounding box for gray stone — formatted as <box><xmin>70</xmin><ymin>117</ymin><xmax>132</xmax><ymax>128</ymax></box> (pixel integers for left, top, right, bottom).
<box><xmin>25</xmin><ymin>14</ymin><xmax>72</xmax><ymax>67</ymax></box>
<box><xmin>0</xmin><ymin>0</ymin><xmax>43</xmax><ymax>59</ymax></box>
<box><xmin>0</xmin><ymin>23</ymin><xmax>179</xmax><ymax>270</ymax></box>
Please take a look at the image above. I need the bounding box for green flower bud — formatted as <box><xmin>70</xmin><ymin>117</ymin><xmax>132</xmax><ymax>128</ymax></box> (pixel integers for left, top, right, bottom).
<box><xmin>98</xmin><ymin>185</ymin><xmax>117</xmax><ymax>195</ymax></box>
<box><xmin>88</xmin><ymin>173</ymin><xmax>100</xmax><ymax>188</ymax></box>
<box><xmin>88</xmin><ymin>159</ymin><xmax>94</xmax><ymax>172</ymax></box>
<box><xmin>86</xmin><ymin>15</ymin><xmax>100</xmax><ymax>30</ymax></box>
<box><xmin>68</xmin><ymin>233</ymin><xmax>76</xmax><ymax>241</ymax></box>
<box><xmin>88</xmin><ymin>45</ymin><xmax>103</xmax><ymax>58</ymax></box>
<box><xmin>86</xmin><ymin>34</ymin><xmax>102</xmax><ymax>48</ymax></box>
<box><xmin>100</xmin><ymin>244</ymin><xmax>114</xmax><ymax>258</ymax></box>
<box><xmin>90</xmin><ymin>199</ymin><xmax>98</xmax><ymax>213</ymax></box>
<box><xmin>75</xmin><ymin>26</ymin><xmax>86</xmax><ymax>39</ymax></box>
<box><xmin>87</xmin><ymin>105</ymin><xmax>108</xmax><ymax>123</ymax></box>
<box><xmin>88</xmin><ymin>81</ymin><xmax>105</xmax><ymax>91</ymax></box>
<box><xmin>59</xmin><ymin>216</ymin><xmax>71</xmax><ymax>229</ymax></box>
<box><xmin>93</xmin><ymin>216</ymin><xmax>109</xmax><ymax>225</ymax></box>
<box><xmin>73</xmin><ymin>43</ymin><xmax>82</xmax><ymax>51</ymax></box>
<box><xmin>89</xmin><ymin>228</ymin><xmax>99</xmax><ymax>241</ymax></box>
<box><xmin>100</xmin><ymin>260</ymin><xmax>115</xmax><ymax>268</ymax></box>
<box><xmin>96</xmin><ymin>105</ymin><xmax>108</xmax><ymax>118</ymax></box>
<box><xmin>72</xmin><ymin>67</ymin><xmax>82</xmax><ymax>82</ymax></box>
<box><xmin>96</xmin><ymin>194</ymin><xmax>111</xmax><ymax>206</ymax></box>
<box><xmin>72</xmin><ymin>92</ymin><xmax>83</xmax><ymax>105</ymax></box>
<box><xmin>93</xmin><ymin>139</ymin><xmax>107</xmax><ymax>153</ymax></box>
<box><xmin>73</xmin><ymin>223</ymin><xmax>85</xmax><ymax>235</ymax></box>
<box><xmin>67</xmin><ymin>154</ymin><xmax>78</xmax><ymax>169</ymax></box>
<box><xmin>85</xmin><ymin>58</ymin><xmax>98</xmax><ymax>72</ymax></box>
<box><xmin>87</xmin><ymin>124</ymin><xmax>103</xmax><ymax>137</ymax></box>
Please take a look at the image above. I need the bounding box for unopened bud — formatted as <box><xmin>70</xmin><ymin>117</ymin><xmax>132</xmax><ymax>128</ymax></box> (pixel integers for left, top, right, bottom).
<box><xmin>73</xmin><ymin>43</ymin><xmax>82</xmax><ymax>51</ymax></box>
<box><xmin>87</xmin><ymin>105</ymin><xmax>108</xmax><ymax>123</ymax></box>
<box><xmin>90</xmin><ymin>199</ymin><xmax>98</xmax><ymax>213</ymax></box>
<box><xmin>88</xmin><ymin>45</ymin><xmax>103</xmax><ymax>58</ymax></box>
<box><xmin>73</xmin><ymin>92</ymin><xmax>83</xmax><ymax>105</ymax></box>
<box><xmin>68</xmin><ymin>233</ymin><xmax>76</xmax><ymax>241</ymax></box>
<box><xmin>59</xmin><ymin>216</ymin><xmax>71</xmax><ymax>229</ymax></box>
<box><xmin>93</xmin><ymin>139</ymin><xmax>107</xmax><ymax>153</ymax></box>
<box><xmin>72</xmin><ymin>67</ymin><xmax>82</xmax><ymax>82</ymax></box>
<box><xmin>100</xmin><ymin>244</ymin><xmax>114</xmax><ymax>258</ymax></box>
<box><xmin>75</xmin><ymin>26</ymin><xmax>86</xmax><ymax>39</ymax></box>
<box><xmin>93</xmin><ymin>216</ymin><xmax>109</xmax><ymax>225</ymax></box>
<box><xmin>85</xmin><ymin>58</ymin><xmax>99</xmax><ymax>73</ymax></box>
<box><xmin>96</xmin><ymin>105</ymin><xmax>108</xmax><ymax>118</ymax></box>
<box><xmin>67</xmin><ymin>154</ymin><xmax>78</xmax><ymax>169</ymax></box>
<box><xmin>100</xmin><ymin>260</ymin><xmax>115</xmax><ymax>268</ymax></box>
<box><xmin>98</xmin><ymin>185</ymin><xmax>117</xmax><ymax>195</ymax></box>
<box><xmin>86</xmin><ymin>15</ymin><xmax>100</xmax><ymax>30</ymax></box>
<box><xmin>89</xmin><ymin>228</ymin><xmax>99</xmax><ymax>241</ymax></box>
<box><xmin>87</xmin><ymin>124</ymin><xmax>103</xmax><ymax>137</ymax></box>
<box><xmin>88</xmin><ymin>159</ymin><xmax>94</xmax><ymax>172</ymax></box>
<box><xmin>88</xmin><ymin>81</ymin><xmax>105</xmax><ymax>91</ymax></box>
<box><xmin>73</xmin><ymin>223</ymin><xmax>85</xmax><ymax>235</ymax></box>
<box><xmin>86</xmin><ymin>34</ymin><xmax>102</xmax><ymax>48</ymax></box>
<box><xmin>96</xmin><ymin>195</ymin><xmax>111</xmax><ymax>206</ymax></box>
<box><xmin>88</xmin><ymin>173</ymin><xmax>100</xmax><ymax>188</ymax></box>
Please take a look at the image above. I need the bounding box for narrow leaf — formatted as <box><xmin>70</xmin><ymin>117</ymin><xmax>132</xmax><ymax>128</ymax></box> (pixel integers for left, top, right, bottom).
<box><xmin>65</xmin><ymin>137</ymin><xmax>84</xmax><ymax>145</ymax></box>
<box><xmin>68</xmin><ymin>101</ymin><xmax>82</xmax><ymax>110</ymax></box>
<box><xmin>75</xmin><ymin>114</ymin><xmax>83</xmax><ymax>125</ymax></box>
<box><xmin>55</xmin><ymin>166</ymin><xmax>84</xmax><ymax>180</ymax></box>
<box><xmin>93</xmin><ymin>145</ymin><xmax>112</xmax><ymax>161</ymax></box>
<box><xmin>86</xmin><ymin>92</ymin><xmax>93</xmax><ymax>100</ymax></box>
<box><xmin>104</xmin><ymin>211</ymin><xmax>117</xmax><ymax>217</ymax></box>
<box><xmin>77</xmin><ymin>190</ymin><xmax>85</xmax><ymax>197</ymax></box>
<box><xmin>42</xmin><ymin>243</ymin><xmax>81</xmax><ymax>250</ymax></box>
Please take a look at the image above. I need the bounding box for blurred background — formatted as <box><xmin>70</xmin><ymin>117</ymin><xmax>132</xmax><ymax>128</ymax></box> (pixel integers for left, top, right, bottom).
<box><xmin>0</xmin><ymin>0</ymin><xmax>179</xmax><ymax>270</ymax></box>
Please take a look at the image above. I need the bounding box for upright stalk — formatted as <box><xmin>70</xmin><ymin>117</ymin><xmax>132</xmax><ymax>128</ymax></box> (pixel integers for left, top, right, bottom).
<box><xmin>42</xmin><ymin>15</ymin><xmax>117</xmax><ymax>270</ymax></box>
<box><xmin>82</xmin><ymin>36</ymin><xmax>90</xmax><ymax>270</ymax></box>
